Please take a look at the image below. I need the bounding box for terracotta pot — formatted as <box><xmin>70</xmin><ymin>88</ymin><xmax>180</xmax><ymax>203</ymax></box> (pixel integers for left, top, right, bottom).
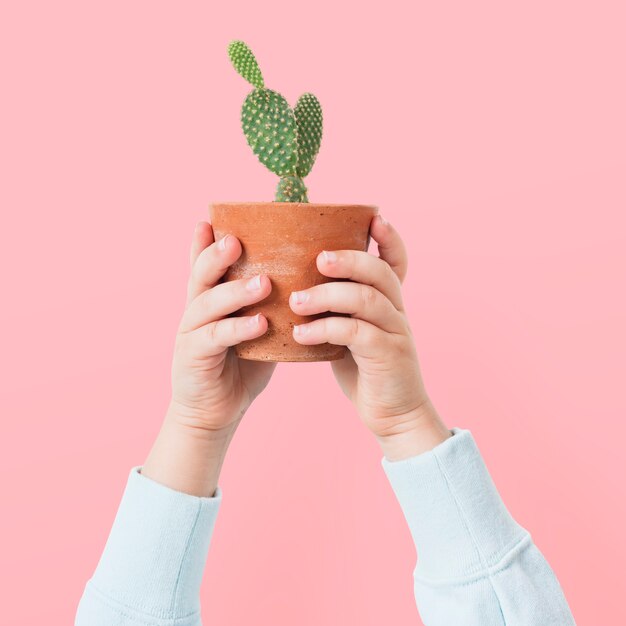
<box><xmin>209</xmin><ymin>202</ymin><xmax>378</xmax><ymax>362</ymax></box>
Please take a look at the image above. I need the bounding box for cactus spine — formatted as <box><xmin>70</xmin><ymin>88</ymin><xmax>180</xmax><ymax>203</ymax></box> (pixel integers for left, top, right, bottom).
<box><xmin>228</xmin><ymin>41</ymin><xmax>323</xmax><ymax>203</ymax></box>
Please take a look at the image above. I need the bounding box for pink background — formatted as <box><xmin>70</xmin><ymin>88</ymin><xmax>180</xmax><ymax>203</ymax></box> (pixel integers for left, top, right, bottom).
<box><xmin>1</xmin><ymin>1</ymin><xmax>624</xmax><ymax>624</ymax></box>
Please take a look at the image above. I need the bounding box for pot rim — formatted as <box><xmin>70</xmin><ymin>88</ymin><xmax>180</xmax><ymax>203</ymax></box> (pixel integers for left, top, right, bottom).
<box><xmin>210</xmin><ymin>201</ymin><xmax>378</xmax><ymax>210</ymax></box>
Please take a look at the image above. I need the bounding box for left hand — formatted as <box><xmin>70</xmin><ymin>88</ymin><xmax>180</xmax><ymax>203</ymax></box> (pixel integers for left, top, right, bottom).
<box><xmin>289</xmin><ymin>214</ymin><xmax>451</xmax><ymax>460</ymax></box>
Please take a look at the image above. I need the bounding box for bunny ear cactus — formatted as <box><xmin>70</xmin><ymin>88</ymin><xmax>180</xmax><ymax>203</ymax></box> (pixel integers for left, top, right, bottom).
<box><xmin>227</xmin><ymin>40</ymin><xmax>323</xmax><ymax>203</ymax></box>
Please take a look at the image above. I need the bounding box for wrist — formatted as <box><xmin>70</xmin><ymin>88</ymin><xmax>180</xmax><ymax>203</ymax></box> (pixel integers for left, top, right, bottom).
<box><xmin>166</xmin><ymin>398</ymin><xmax>241</xmax><ymax>440</ymax></box>
<box><xmin>375</xmin><ymin>400</ymin><xmax>452</xmax><ymax>461</ymax></box>
<box><xmin>141</xmin><ymin>412</ymin><xmax>236</xmax><ymax>498</ymax></box>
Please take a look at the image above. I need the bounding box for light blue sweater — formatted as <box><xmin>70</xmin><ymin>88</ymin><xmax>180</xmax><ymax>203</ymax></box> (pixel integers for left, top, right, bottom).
<box><xmin>75</xmin><ymin>429</ymin><xmax>575</xmax><ymax>625</ymax></box>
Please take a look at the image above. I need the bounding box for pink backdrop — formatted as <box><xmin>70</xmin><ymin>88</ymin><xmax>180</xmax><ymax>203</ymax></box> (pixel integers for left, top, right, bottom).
<box><xmin>1</xmin><ymin>2</ymin><xmax>624</xmax><ymax>624</ymax></box>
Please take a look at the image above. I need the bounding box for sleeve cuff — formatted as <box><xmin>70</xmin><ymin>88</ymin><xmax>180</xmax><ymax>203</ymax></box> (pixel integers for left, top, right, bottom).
<box><xmin>88</xmin><ymin>465</ymin><xmax>222</xmax><ymax>620</ymax></box>
<box><xmin>381</xmin><ymin>428</ymin><xmax>528</xmax><ymax>582</ymax></box>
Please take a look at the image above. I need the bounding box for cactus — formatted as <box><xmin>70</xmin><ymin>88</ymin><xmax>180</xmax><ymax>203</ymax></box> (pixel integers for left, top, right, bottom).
<box><xmin>228</xmin><ymin>40</ymin><xmax>323</xmax><ymax>203</ymax></box>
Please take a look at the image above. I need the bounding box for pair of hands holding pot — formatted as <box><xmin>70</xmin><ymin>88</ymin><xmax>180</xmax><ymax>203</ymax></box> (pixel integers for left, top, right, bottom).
<box><xmin>142</xmin><ymin>215</ymin><xmax>451</xmax><ymax>497</ymax></box>
<box><xmin>175</xmin><ymin>213</ymin><xmax>449</xmax><ymax>453</ymax></box>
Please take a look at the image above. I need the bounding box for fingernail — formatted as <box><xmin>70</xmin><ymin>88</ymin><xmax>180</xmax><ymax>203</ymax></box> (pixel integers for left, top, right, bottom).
<box><xmin>322</xmin><ymin>250</ymin><xmax>337</xmax><ymax>264</ymax></box>
<box><xmin>246</xmin><ymin>313</ymin><xmax>260</xmax><ymax>327</ymax></box>
<box><xmin>293</xmin><ymin>324</ymin><xmax>309</xmax><ymax>336</ymax></box>
<box><xmin>377</xmin><ymin>214</ymin><xmax>388</xmax><ymax>226</ymax></box>
<box><xmin>218</xmin><ymin>234</ymin><xmax>230</xmax><ymax>251</ymax></box>
<box><xmin>246</xmin><ymin>275</ymin><xmax>262</xmax><ymax>291</ymax></box>
<box><xmin>291</xmin><ymin>290</ymin><xmax>309</xmax><ymax>305</ymax></box>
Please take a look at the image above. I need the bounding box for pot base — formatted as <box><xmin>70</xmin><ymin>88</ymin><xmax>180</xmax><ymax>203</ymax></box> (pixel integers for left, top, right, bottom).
<box><xmin>234</xmin><ymin>344</ymin><xmax>346</xmax><ymax>362</ymax></box>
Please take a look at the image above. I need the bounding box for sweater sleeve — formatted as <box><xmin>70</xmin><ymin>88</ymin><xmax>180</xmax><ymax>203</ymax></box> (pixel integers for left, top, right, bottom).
<box><xmin>381</xmin><ymin>428</ymin><xmax>576</xmax><ymax>626</ymax></box>
<box><xmin>75</xmin><ymin>466</ymin><xmax>222</xmax><ymax>626</ymax></box>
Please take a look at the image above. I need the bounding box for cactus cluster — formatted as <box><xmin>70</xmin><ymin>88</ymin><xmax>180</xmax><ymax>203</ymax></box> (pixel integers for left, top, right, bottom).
<box><xmin>227</xmin><ymin>41</ymin><xmax>323</xmax><ymax>203</ymax></box>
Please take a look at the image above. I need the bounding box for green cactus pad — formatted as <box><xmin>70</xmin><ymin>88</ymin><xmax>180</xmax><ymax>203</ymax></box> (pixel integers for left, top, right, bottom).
<box><xmin>276</xmin><ymin>176</ymin><xmax>308</xmax><ymax>202</ymax></box>
<box><xmin>294</xmin><ymin>93</ymin><xmax>323</xmax><ymax>178</ymax></box>
<box><xmin>241</xmin><ymin>89</ymin><xmax>298</xmax><ymax>177</ymax></box>
<box><xmin>228</xmin><ymin>41</ymin><xmax>264</xmax><ymax>89</ymax></box>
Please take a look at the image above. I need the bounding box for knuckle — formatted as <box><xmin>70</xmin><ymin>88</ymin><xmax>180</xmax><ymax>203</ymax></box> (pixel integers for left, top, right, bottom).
<box><xmin>345</xmin><ymin>250</ymin><xmax>357</xmax><ymax>271</ymax></box>
<box><xmin>317</xmin><ymin>283</ymin><xmax>331</xmax><ymax>302</ymax></box>
<box><xmin>215</xmin><ymin>281</ymin><xmax>240</xmax><ymax>308</ymax></box>
<box><xmin>222</xmin><ymin>317</ymin><xmax>240</xmax><ymax>342</ymax></box>
<box><xmin>348</xmin><ymin>317</ymin><xmax>361</xmax><ymax>342</ymax></box>
<box><xmin>389</xmin><ymin>327</ymin><xmax>413</xmax><ymax>351</ymax></box>
<box><xmin>236</xmin><ymin>316</ymin><xmax>251</xmax><ymax>337</ymax></box>
<box><xmin>239</xmin><ymin>274</ymin><xmax>262</xmax><ymax>294</ymax></box>
<box><xmin>191</xmin><ymin>252</ymin><xmax>208</xmax><ymax>281</ymax></box>
<box><xmin>199</xmin><ymin>287</ymin><xmax>214</xmax><ymax>308</ymax></box>
<box><xmin>385</xmin><ymin>261</ymin><xmax>400</xmax><ymax>286</ymax></box>
<box><xmin>359</xmin><ymin>284</ymin><xmax>378</xmax><ymax>308</ymax></box>
<box><xmin>191</xmin><ymin>242</ymin><xmax>226</xmax><ymax>283</ymax></box>
<box><xmin>316</xmin><ymin>316</ymin><xmax>331</xmax><ymax>340</ymax></box>
<box><xmin>204</xmin><ymin>321</ymin><xmax>218</xmax><ymax>345</ymax></box>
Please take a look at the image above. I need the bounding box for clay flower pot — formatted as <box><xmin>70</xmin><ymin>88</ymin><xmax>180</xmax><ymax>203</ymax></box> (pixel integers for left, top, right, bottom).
<box><xmin>209</xmin><ymin>202</ymin><xmax>378</xmax><ymax>362</ymax></box>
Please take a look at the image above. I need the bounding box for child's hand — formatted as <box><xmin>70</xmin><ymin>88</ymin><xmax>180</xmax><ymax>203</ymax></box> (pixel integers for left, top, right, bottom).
<box><xmin>289</xmin><ymin>215</ymin><xmax>451</xmax><ymax>460</ymax></box>
<box><xmin>168</xmin><ymin>221</ymin><xmax>276</xmax><ymax>434</ymax></box>
<box><xmin>142</xmin><ymin>222</ymin><xmax>275</xmax><ymax>497</ymax></box>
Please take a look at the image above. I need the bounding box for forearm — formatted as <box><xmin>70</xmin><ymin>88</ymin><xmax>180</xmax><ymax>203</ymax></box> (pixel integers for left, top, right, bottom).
<box><xmin>381</xmin><ymin>427</ymin><xmax>575</xmax><ymax>625</ymax></box>
<box><xmin>141</xmin><ymin>402</ymin><xmax>237</xmax><ymax>497</ymax></box>
<box><xmin>76</xmin><ymin>404</ymin><xmax>229</xmax><ymax>625</ymax></box>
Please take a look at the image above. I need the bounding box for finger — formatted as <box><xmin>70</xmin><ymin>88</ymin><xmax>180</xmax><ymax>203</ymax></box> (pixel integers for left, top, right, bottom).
<box><xmin>186</xmin><ymin>233</ymin><xmax>242</xmax><ymax>306</ymax></box>
<box><xmin>180</xmin><ymin>274</ymin><xmax>272</xmax><ymax>333</ymax></box>
<box><xmin>289</xmin><ymin>281</ymin><xmax>405</xmax><ymax>334</ymax></box>
<box><xmin>190</xmin><ymin>221</ymin><xmax>214</xmax><ymax>268</ymax></box>
<box><xmin>292</xmin><ymin>316</ymin><xmax>391</xmax><ymax>358</ymax></box>
<box><xmin>237</xmin><ymin>358</ymin><xmax>278</xmax><ymax>397</ymax></box>
<box><xmin>315</xmin><ymin>248</ymin><xmax>404</xmax><ymax>311</ymax></box>
<box><xmin>184</xmin><ymin>313</ymin><xmax>269</xmax><ymax>359</ymax></box>
<box><xmin>368</xmin><ymin>214</ymin><xmax>408</xmax><ymax>284</ymax></box>
<box><xmin>329</xmin><ymin>349</ymin><xmax>357</xmax><ymax>397</ymax></box>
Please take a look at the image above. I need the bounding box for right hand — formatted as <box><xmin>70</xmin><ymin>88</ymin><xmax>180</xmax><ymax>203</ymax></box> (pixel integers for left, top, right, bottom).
<box><xmin>168</xmin><ymin>221</ymin><xmax>276</xmax><ymax>434</ymax></box>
